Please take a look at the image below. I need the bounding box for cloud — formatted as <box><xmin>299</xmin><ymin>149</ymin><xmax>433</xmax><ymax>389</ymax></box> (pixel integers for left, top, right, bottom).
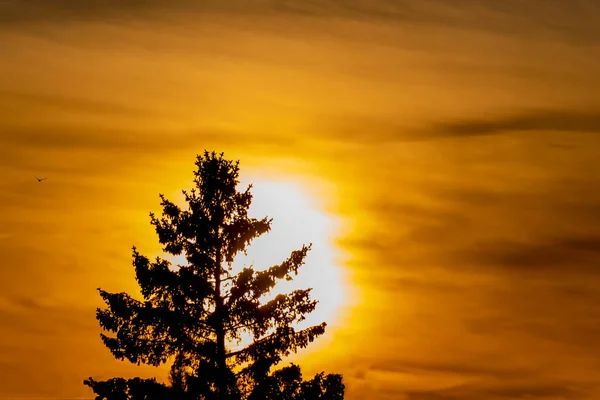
<box><xmin>430</xmin><ymin>109</ymin><xmax>600</xmax><ymax>139</ymax></box>
<box><xmin>0</xmin><ymin>90</ymin><xmax>309</xmax><ymax>157</ymax></box>
<box><xmin>311</xmin><ymin>108</ymin><xmax>600</xmax><ymax>145</ymax></box>
<box><xmin>0</xmin><ymin>0</ymin><xmax>170</xmax><ymax>24</ymax></box>
<box><xmin>337</xmin><ymin>198</ymin><xmax>472</xmax><ymax>261</ymax></box>
<box><xmin>457</xmin><ymin>235</ymin><xmax>600</xmax><ymax>278</ymax></box>
<box><xmin>400</xmin><ymin>381</ymin><xmax>586</xmax><ymax>400</ymax></box>
<box><xmin>0</xmin><ymin>90</ymin><xmax>147</xmax><ymax>117</ymax></box>
<box><xmin>0</xmin><ymin>295</ymin><xmax>95</xmax><ymax>336</ymax></box>
<box><xmin>0</xmin><ymin>90</ymin><xmax>194</xmax><ymax>157</ymax></box>
<box><xmin>2</xmin><ymin>0</ymin><xmax>600</xmax><ymax>46</ymax></box>
<box><xmin>343</xmin><ymin>352</ymin><xmax>594</xmax><ymax>399</ymax></box>
<box><xmin>0</xmin><ymin>1</ymin><xmax>419</xmax><ymax>24</ymax></box>
<box><xmin>0</xmin><ymin>126</ymin><xmax>201</xmax><ymax>152</ymax></box>
<box><xmin>369</xmin><ymin>358</ymin><xmax>524</xmax><ymax>380</ymax></box>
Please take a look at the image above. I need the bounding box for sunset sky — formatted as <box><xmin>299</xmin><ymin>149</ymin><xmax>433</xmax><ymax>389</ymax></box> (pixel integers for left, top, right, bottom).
<box><xmin>2</xmin><ymin>1</ymin><xmax>600</xmax><ymax>399</ymax></box>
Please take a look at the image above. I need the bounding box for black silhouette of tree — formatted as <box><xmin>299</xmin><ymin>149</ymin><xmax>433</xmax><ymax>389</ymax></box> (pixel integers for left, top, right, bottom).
<box><xmin>84</xmin><ymin>151</ymin><xmax>345</xmax><ymax>400</ymax></box>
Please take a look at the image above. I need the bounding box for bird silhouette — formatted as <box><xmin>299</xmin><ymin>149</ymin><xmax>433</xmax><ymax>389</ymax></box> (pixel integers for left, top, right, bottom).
<box><xmin>34</xmin><ymin>175</ymin><xmax>47</xmax><ymax>182</ymax></box>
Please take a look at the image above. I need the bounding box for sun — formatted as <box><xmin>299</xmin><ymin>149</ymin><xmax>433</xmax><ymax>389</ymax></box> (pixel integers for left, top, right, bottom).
<box><xmin>233</xmin><ymin>178</ymin><xmax>347</xmax><ymax>334</ymax></box>
<box><xmin>162</xmin><ymin>175</ymin><xmax>350</xmax><ymax>353</ymax></box>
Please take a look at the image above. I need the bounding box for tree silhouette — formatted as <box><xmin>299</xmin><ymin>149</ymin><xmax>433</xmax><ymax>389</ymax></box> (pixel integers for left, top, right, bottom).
<box><xmin>84</xmin><ymin>151</ymin><xmax>345</xmax><ymax>400</ymax></box>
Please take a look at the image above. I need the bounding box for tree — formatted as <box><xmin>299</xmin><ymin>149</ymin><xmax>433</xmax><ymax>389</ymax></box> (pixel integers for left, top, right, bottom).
<box><xmin>84</xmin><ymin>151</ymin><xmax>345</xmax><ymax>400</ymax></box>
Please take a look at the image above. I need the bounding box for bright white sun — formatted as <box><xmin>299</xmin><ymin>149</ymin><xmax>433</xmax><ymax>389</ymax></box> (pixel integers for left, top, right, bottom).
<box><xmin>164</xmin><ymin>177</ymin><xmax>348</xmax><ymax>353</ymax></box>
<box><xmin>232</xmin><ymin>178</ymin><xmax>346</xmax><ymax>337</ymax></box>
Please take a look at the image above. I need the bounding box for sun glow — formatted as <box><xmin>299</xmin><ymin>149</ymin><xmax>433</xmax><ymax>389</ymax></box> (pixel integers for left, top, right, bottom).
<box><xmin>225</xmin><ymin>177</ymin><xmax>348</xmax><ymax>354</ymax></box>
<box><xmin>237</xmin><ymin>178</ymin><xmax>346</xmax><ymax>324</ymax></box>
<box><xmin>165</xmin><ymin>176</ymin><xmax>349</xmax><ymax>354</ymax></box>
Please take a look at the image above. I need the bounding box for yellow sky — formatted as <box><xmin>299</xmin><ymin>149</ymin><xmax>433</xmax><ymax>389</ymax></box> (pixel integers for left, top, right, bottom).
<box><xmin>2</xmin><ymin>1</ymin><xmax>600</xmax><ymax>399</ymax></box>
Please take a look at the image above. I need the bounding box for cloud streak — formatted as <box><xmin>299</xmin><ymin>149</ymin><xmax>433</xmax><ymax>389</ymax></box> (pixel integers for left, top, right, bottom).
<box><xmin>463</xmin><ymin>235</ymin><xmax>600</xmax><ymax>272</ymax></box>
<box><xmin>3</xmin><ymin>0</ymin><xmax>600</xmax><ymax>43</ymax></box>
<box><xmin>430</xmin><ymin>109</ymin><xmax>600</xmax><ymax>139</ymax></box>
<box><xmin>0</xmin><ymin>90</ymin><xmax>147</xmax><ymax>117</ymax></box>
<box><xmin>400</xmin><ymin>380</ymin><xmax>587</xmax><ymax>400</ymax></box>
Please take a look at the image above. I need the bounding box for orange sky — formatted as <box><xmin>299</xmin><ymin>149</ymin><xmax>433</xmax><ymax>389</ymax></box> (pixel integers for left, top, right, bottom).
<box><xmin>2</xmin><ymin>1</ymin><xmax>600</xmax><ymax>399</ymax></box>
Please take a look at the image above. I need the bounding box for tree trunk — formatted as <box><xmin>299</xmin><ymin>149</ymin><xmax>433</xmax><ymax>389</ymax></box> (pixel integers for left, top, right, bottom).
<box><xmin>214</xmin><ymin>245</ymin><xmax>228</xmax><ymax>400</ymax></box>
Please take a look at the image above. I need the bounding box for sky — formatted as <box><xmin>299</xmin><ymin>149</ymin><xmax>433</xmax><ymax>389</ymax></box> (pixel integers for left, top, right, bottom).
<box><xmin>1</xmin><ymin>0</ymin><xmax>600</xmax><ymax>399</ymax></box>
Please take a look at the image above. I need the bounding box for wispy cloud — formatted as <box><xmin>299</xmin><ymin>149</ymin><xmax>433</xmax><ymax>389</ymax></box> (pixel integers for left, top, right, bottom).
<box><xmin>463</xmin><ymin>235</ymin><xmax>600</xmax><ymax>272</ymax></box>
<box><xmin>0</xmin><ymin>90</ymin><xmax>145</xmax><ymax>117</ymax></box>
<box><xmin>429</xmin><ymin>109</ymin><xmax>600</xmax><ymax>139</ymax></box>
<box><xmin>3</xmin><ymin>0</ymin><xmax>600</xmax><ymax>44</ymax></box>
<box><xmin>400</xmin><ymin>380</ymin><xmax>587</xmax><ymax>400</ymax></box>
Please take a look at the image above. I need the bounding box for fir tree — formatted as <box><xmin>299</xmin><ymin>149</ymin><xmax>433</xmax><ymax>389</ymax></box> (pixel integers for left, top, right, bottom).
<box><xmin>84</xmin><ymin>151</ymin><xmax>345</xmax><ymax>400</ymax></box>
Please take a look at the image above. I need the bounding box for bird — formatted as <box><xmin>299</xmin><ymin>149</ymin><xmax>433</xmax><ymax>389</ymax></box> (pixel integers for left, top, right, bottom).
<box><xmin>34</xmin><ymin>175</ymin><xmax>47</xmax><ymax>182</ymax></box>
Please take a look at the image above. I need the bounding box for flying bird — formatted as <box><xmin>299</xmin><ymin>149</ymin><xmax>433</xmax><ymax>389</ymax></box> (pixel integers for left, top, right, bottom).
<box><xmin>34</xmin><ymin>175</ymin><xmax>47</xmax><ymax>182</ymax></box>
